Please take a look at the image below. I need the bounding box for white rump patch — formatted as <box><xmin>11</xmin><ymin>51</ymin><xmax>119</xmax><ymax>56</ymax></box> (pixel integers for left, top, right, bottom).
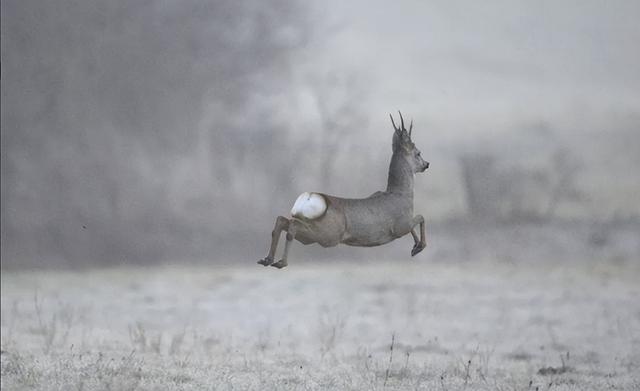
<box><xmin>291</xmin><ymin>192</ymin><xmax>327</xmax><ymax>220</ymax></box>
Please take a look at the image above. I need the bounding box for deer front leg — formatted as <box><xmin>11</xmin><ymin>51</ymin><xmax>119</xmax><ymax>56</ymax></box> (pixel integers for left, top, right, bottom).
<box><xmin>410</xmin><ymin>215</ymin><xmax>426</xmax><ymax>257</ymax></box>
<box><xmin>258</xmin><ymin>216</ymin><xmax>289</xmax><ymax>266</ymax></box>
<box><xmin>271</xmin><ymin>221</ymin><xmax>297</xmax><ymax>269</ymax></box>
<box><xmin>410</xmin><ymin>228</ymin><xmax>420</xmax><ymax>246</ymax></box>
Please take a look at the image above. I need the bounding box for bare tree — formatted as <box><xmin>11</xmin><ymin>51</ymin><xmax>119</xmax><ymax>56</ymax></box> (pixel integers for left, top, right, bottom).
<box><xmin>544</xmin><ymin>148</ymin><xmax>584</xmax><ymax>219</ymax></box>
<box><xmin>309</xmin><ymin>72</ymin><xmax>369</xmax><ymax>191</ymax></box>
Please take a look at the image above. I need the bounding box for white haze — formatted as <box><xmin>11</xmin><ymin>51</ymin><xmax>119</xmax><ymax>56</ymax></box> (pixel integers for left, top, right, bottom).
<box><xmin>302</xmin><ymin>1</ymin><xmax>640</xmax><ymax>141</ymax></box>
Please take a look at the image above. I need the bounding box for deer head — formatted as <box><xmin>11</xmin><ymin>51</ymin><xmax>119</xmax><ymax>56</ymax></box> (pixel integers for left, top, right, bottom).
<box><xmin>390</xmin><ymin>111</ymin><xmax>429</xmax><ymax>173</ymax></box>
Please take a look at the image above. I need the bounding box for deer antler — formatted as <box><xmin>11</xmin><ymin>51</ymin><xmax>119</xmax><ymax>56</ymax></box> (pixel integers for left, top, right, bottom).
<box><xmin>390</xmin><ymin>111</ymin><xmax>413</xmax><ymax>138</ymax></box>
<box><xmin>390</xmin><ymin>113</ymin><xmax>399</xmax><ymax>132</ymax></box>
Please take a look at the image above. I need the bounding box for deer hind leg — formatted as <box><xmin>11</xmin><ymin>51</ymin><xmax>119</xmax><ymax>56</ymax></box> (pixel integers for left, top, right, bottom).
<box><xmin>258</xmin><ymin>216</ymin><xmax>289</xmax><ymax>266</ymax></box>
<box><xmin>271</xmin><ymin>221</ymin><xmax>297</xmax><ymax>269</ymax></box>
<box><xmin>410</xmin><ymin>215</ymin><xmax>426</xmax><ymax>257</ymax></box>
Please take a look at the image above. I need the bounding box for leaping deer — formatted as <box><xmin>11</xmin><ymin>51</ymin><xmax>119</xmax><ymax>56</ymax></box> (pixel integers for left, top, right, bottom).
<box><xmin>258</xmin><ymin>111</ymin><xmax>429</xmax><ymax>269</ymax></box>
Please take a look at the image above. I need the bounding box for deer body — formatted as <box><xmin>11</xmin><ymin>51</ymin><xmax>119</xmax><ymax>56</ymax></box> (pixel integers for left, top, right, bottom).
<box><xmin>259</xmin><ymin>112</ymin><xmax>429</xmax><ymax>268</ymax></box>
<box><xmin>292</xmin><ymin>191</ymin><xmax>413</xmax><ymax>247</ymax></box>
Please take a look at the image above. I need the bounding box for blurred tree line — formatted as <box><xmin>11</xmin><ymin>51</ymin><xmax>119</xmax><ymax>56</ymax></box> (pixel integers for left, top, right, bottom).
<box><xmin>459</xmin><ymin>148</ymin><xmax>584</xmax><ymax>222</ymax></box>
<box><xmin>1</xmin><ymin>0</ymin><xmax>321</xmax><ymax>267</ymax></box>
<box><xmin>3</xmin><ymin>1</ymin><xmax>636</xmax><ymax>269</ymax></box>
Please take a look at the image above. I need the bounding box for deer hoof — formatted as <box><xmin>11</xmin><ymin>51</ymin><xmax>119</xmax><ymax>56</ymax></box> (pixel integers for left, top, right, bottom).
<box><xmin>257</xmin><ymin>256</ymin><xmax>274</xmax><ymax>266</ymax></box>
<box><xmin>411</xmin><ymin>243</ymin><xmax>426</xmax><ymax>257</ymax></box>
<box><xmin>270</xmin><ymin>259</ymin><xmax>288</xmax><ymax>269</ymax></box>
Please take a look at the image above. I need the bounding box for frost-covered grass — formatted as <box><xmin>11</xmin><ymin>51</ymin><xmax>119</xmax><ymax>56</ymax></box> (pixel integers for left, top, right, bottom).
<box><xmin>2</xmin><ymin>259</ymin><xmax>639</xmax><ymax>390</ymax></box>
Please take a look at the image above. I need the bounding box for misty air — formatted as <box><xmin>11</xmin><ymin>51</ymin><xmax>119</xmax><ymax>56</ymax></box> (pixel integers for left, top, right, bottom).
<box><xmin>1</xmin><ymin>1</ymin><xmax>639</xmax><ymax>390</ymax></box>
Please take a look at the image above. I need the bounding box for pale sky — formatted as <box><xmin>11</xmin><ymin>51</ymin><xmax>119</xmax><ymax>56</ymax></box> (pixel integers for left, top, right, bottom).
<box><xmin>301</xmin><ymin>0</ymin><xmax>640</xmax><ymax>141</ymax></box>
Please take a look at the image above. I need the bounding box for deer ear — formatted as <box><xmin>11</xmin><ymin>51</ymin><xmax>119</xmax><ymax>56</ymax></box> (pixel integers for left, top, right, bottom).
<box><xmin>392</xmin><ymin>130</ymin><xmax>402</xmax><ymax>151</ymax></box>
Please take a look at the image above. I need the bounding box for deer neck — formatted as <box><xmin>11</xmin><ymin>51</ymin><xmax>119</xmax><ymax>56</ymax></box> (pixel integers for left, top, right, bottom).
<box><xmin>386</xmin><ymin>152</ymin><xmax>414</xmax><ymax>195</ymax></box>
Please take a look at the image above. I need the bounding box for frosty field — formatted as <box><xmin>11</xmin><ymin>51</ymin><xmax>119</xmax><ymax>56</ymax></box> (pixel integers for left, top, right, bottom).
<box><xmin>1</xmin><ymin>259</ymin><xmax>639</xmax><ymax>390</ymax></box>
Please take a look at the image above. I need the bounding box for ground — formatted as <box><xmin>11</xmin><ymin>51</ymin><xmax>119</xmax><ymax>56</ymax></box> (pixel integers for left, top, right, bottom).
<box><xmin>1</xmin><ymin>259</ymin><xmax>639</xmax><ymax>390</ymax></box>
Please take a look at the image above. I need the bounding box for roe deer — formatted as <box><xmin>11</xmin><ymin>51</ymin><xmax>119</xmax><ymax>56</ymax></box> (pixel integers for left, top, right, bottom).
<box><xmin>258</xmin><ymin>111</ymin><xmax>429</xmax><ymax>269</ymax></box>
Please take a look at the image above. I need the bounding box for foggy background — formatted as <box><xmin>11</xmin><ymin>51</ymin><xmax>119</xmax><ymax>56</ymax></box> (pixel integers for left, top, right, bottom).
<box><xmin>2</xmin><ymin>0</ymin><xmax>639</xmax><ymax>269</ymax></box>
